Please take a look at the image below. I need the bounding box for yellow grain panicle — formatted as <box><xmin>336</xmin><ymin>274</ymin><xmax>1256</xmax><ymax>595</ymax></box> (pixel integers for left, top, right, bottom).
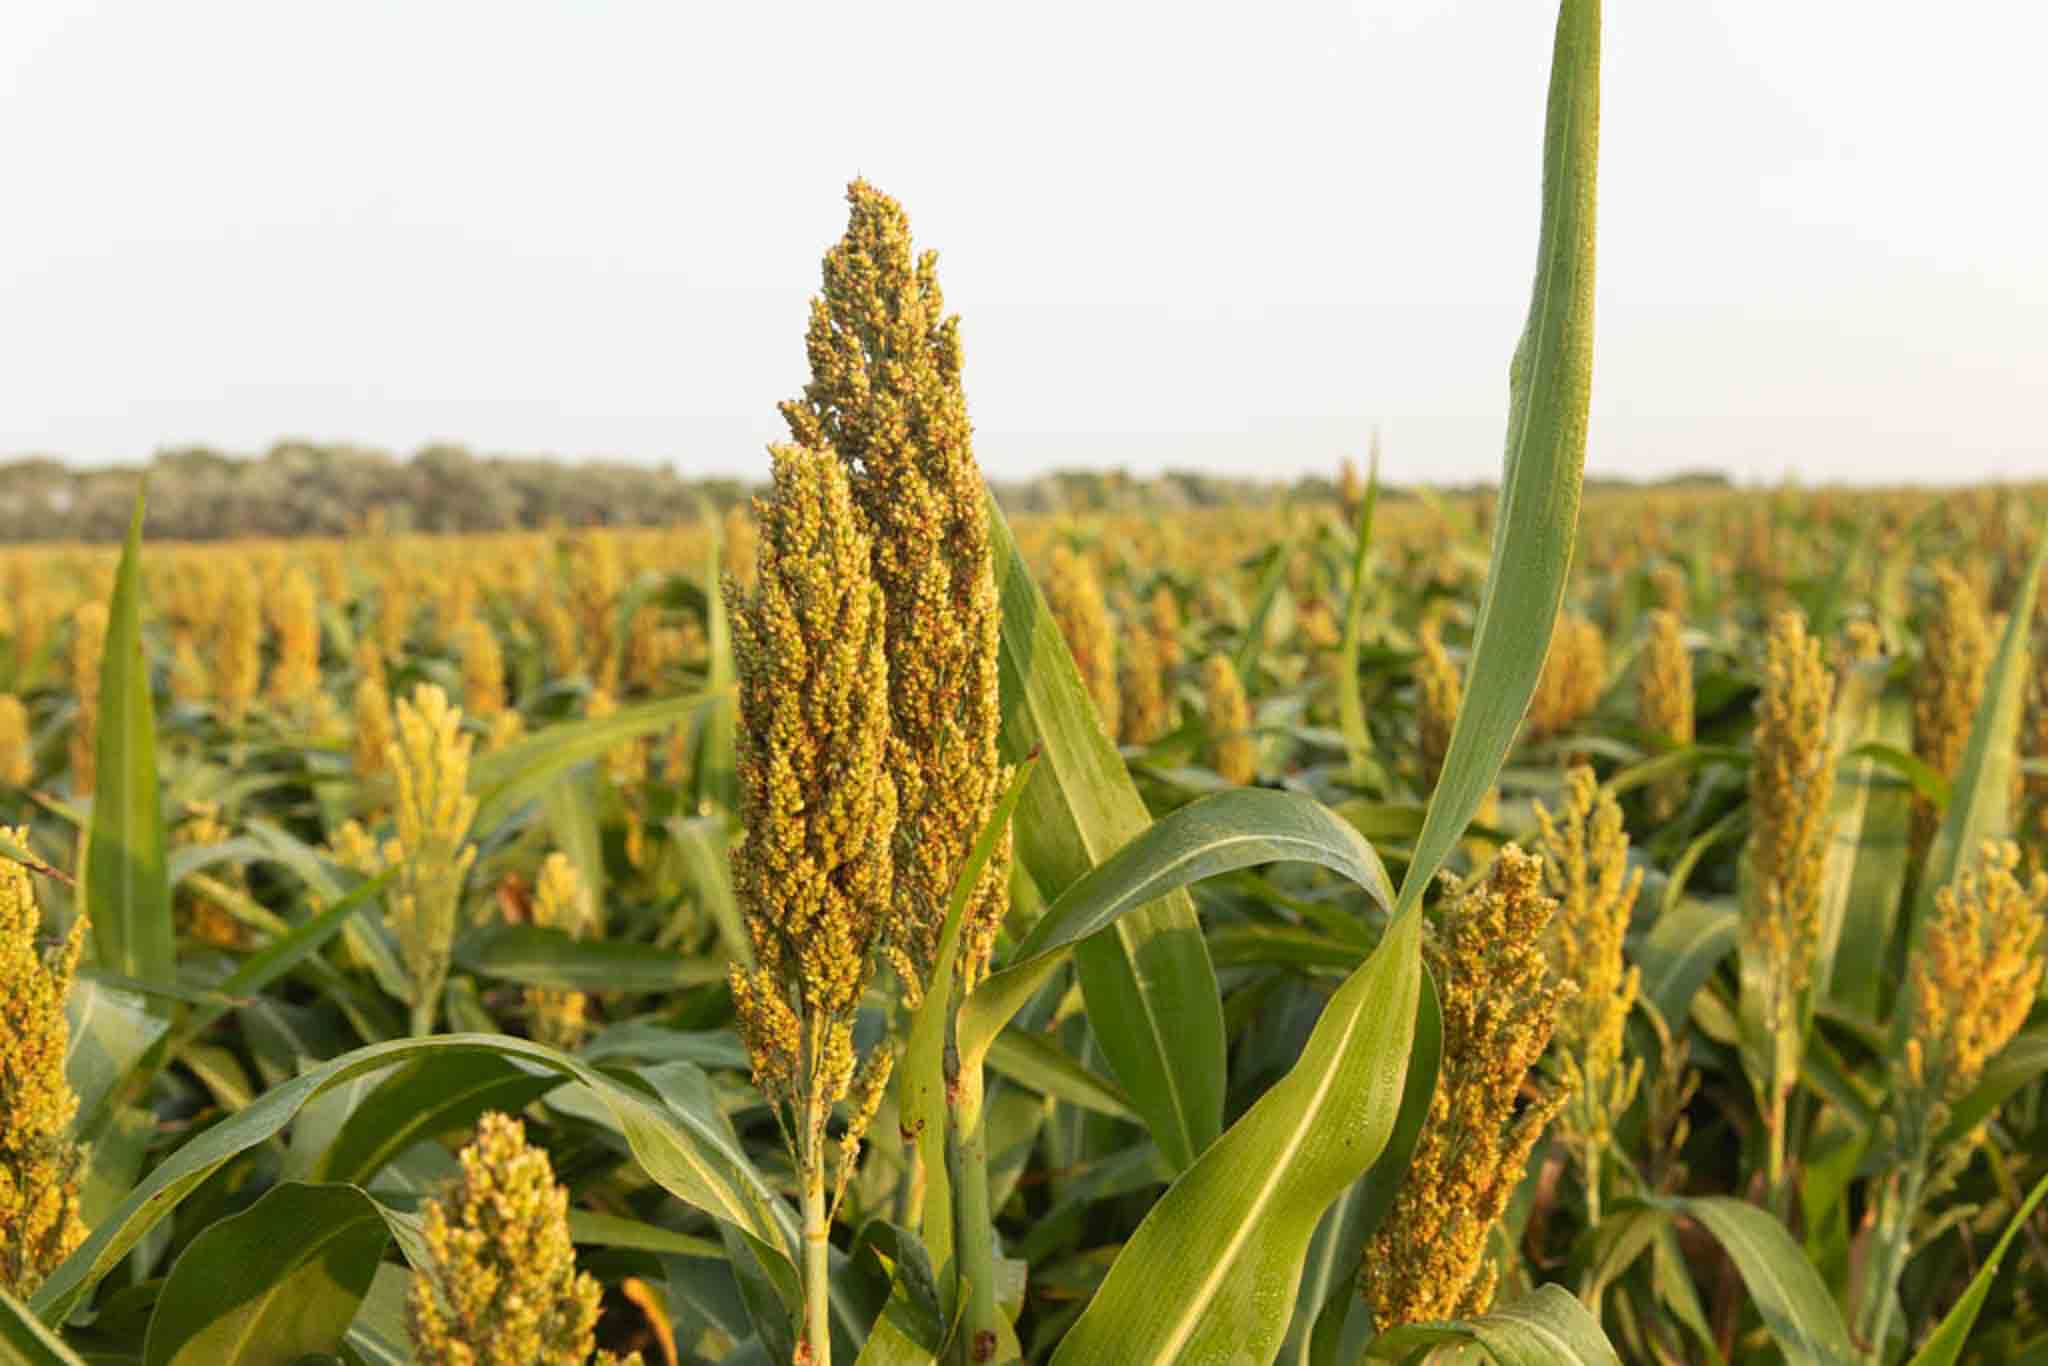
<box><xmin>727</xmin><ymin>446</ymin><xmax>898</xmax><ymax>1112</ymax></box>
<box><xmin>67</xmin><ymin>602</ymin><xmax>108</xmax><ymax>796</ymax></box>
<box><xmin>1148</xmin><ymin>584</ymin><xmax>1184</xmax><ymax>673</ymax></box>
<box><xmin>1534</xmin><ymin>767</ymin><xmax>1644</xmax><ymax>1171</ymax></box>
<box><xmin>1901</xmin><ymin>841</ymin><xmax>2046</xmax><ymax>1123</ymax></box>
<box><xmin>1527</xmin><ymin>612</ymin><xmax>1606</xmax><ymax>742</ymax></box>
<box><xmin>1118</xmin><ymin>622</ymin><xmax>1170</xmax><ymax>747</ymax></box>
<box><xmin>1635</xmin><ymin>608</ymin><xmax>1694</xmax><ymax>821</ymax></box>
<box><xmin>0</xmin><ymin>695</ymin><xmax>31</xmax><ymax>788</ymax></box>
<box><xmin>265</xmin><ymin>566</ymin><xmax>322</xmax><ymax>707</ymax></box>
<box><xmin>523</xmin><ymin>852</ymin><xmax>593</xmax><ymax>1050</ymax></box>
<box><xmin>1414</xmin><ymin>614</ymin><xmax>1462</xmax><ymax>788</ymax></box>
<box><xmin>1047</xmin><ymin>545</ymin><xmax>1120</xmax><ymax>740</ymax></box>
<box><xmin>1201</xmin><ymin>653</ymin><xmax>1256</xmax><ymax>785</ymax></box>
<box><xmin>1360</xmin><ymin>848</ymin><xmax>1570</xmax><ymax>1328</ymax></box>
<box><xmin>458</xmin><ymin>617</ymin><xmax>507</xmax><ymax>722</ymax></box>
<box><xmin>0</xmin><ymin>831</ymin><xmax>88</xmax><ymax>1296</ymax></box>
<box><xmin>408</xmin><ymin>1112</ymin><xmax>640</xmax><ymax>1366</ymax></box>
<box><xmin>781</xmin><ymin>178</ymin><xmax>1011</xmax><ymax>993</ymax></box>
<box><xmin>387</xmin><ymin>684</ymin><xmax>478</xmax><ymax>1032</ymax></box>
<box><xmin>1912</xmin><ymin>564</ymin><xmax>1991</xmax><ymax>857</ymax></box>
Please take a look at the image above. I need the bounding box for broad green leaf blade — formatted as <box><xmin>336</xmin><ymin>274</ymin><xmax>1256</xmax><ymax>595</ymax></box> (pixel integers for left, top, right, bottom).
<box><xmin>1828</xmin><ymin>694</ymin><xmax>1913</xmax><ymax>1015</ymax></box>
<box><xmin>0</xmin><ymin>1287</ymin><xmax>86</xmax><ymax>1365</ymax></box>
<box><xmin>143</xmin><ymin>1181</ymin><xmax>389</xmax><ymax>1366</ymax></box>
<box><xmin>467</xmin><ymin>689</ymin><xmax>722</xmax><ymax>832</ymax></box>
<box><xmin>960</xmin><ymin>789</ymin><xmax>1396</xmax><ymax>1071</ymax></box>
<box><xmin>1635</xmin><ymin>897</ymin><xmax>1737</xmax><ymax>1028</ymax></box>
<box><xmin>1051</xmin><ymin>4</ymin><xmax>1599</xmax><ymax>1355</ymax></box>
<box><xmin>64</xmin><ymin>976</ymin><xmax>168</xmax><ymax>1127</ymax></box>
<box><xmin>452</xmin><ymin>924</ymin><xmax>728</xmax><ymax>992</ymax></box>
<box><xmin>87</xmin><ymin>492</ymin><xmax>173</xmax><ymax>1011</ymax></box>
<box><xmin>986</xmin><ymin>1027</ymin><xmax>1136</xmax><ymax>1123</ymax></box>
<box><xmin>1395</xmin><ymin>0</ymin><xmax>1600</xmax><ymax>919</ymax></box>
<box><xmin>1810</xmin><ymin>647</ymin><xmax>1886</xmax><ymax>1001</ymax></box>
<box><xmin>1902</xmin><ymin>519</ymin><xmax>2047</xmax><ymax>1000</ymax></box>
<box><xmin>1300</xmin><ymin>968</ymin><xmax>1443</xmax><ymax>1366</ymax></box>
<box><xmin>1365</xmin><ymin>1284</ymin><xmax>1620</xmax><ymax>1363</ymax></box>
<box><xmin>1046</xmin><ymin>910</ymin><xmax>1425</xmax><ymax>1364</ymax></box>
<box><xmin>565</xmin><ymin>1209</ymin><xmax>722</xmax><ymax>1259</ymax></box>
<box><xmin>309</xmin><ymin>1050</ymin><xmax>562</xmax><ymax>1186</ymax></box>
<box><xmin>341</xmin><ymin>1264</ymin><xmax>414</xmax><ymax>1366</ymax></box>
<box><xmin>1336</xmin><ymin>444</ymin><xmax>1383</xmax><ymax>788</ymax></box>
<box><xmin>1908</xmin><ymin>1164</ymin><xmax>2048</xmax><ymax>1366</ymax></box>
<box><xmin>543</xmin><ymin>771</ymin><xmax>607</xmax><ymax>934</ymax></box>
<box><xmin>32</xmin><ymin>1034</ymin><xmax>792</xmax><ymax>1323</ymax></box>
<box><xmin>988</xmin><ymin>497</ymin><xmax>1225</xmax><ymax>1173</ymax></box>
<box><xmin>1658</xmin><ymin>1197</ymin><xmax>1855</xmax><ymax>1365</ymax></box>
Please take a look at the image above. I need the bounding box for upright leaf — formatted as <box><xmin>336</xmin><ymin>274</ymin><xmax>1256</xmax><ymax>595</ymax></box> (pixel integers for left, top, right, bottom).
<box><xmin>989</xmin><ymin>500</ymin><xmax>1226</xmax><ymax>1172</ymax></box>
<box><xmin>1050</xmin><ymin>3</ymin><xmax>1599</xmax><ymax>1355</ymax></box>
<box><xmin>1336</xmin><ymin>446</ymin><xmax>1383</xmax><ymax>788</ymax></box>
<box><xmin>86</xmin><ymin>492</ymin><xmax>172</xmax><ymax>1011</ymax></box>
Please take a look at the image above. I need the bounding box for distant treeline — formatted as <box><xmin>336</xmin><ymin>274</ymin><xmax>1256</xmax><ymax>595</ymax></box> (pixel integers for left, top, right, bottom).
<box><xmin>0</xmin><ymin>442</ymin><xmax>1735</xmax><ymax>542</ymax></box>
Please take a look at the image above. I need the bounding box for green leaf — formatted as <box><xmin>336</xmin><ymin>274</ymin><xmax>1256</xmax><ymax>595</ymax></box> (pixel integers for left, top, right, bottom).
<box><xmin>173</xmin><ymin>868</ymin><xmax>394</xmax><ymax>1048</ymax></box>
<box><xmin>989</xmin><ymin>498</ymin><xmax>1226</xmax><ymax>1173</ymax></box>
<box><xmin>1655</xmin><ymin>1197</ymin><xmax>1855</xmax><ymax>1365</ymax></box>
<box><xmin>142</xmin><ymin>1181</ymin><xmax>389</xmax><ymax>1366</ymax></box>
<box><xmin>1051</xmin><ymin>1</ymin><xmax>1599</xmax><ymax>1353</ymax></box>
<box><xmin>959</xmin><ymin>788</ymin><xmax>1396</xmax><ymax>1076</ymax></box>
<box><xmin>1903</xmin><ymin>517</ymin><xmax>2046</xmax><ymax>994</ymax></box>
<box><xmin>1048</xmin><ymin>910</ymin><xmax>1423</xmax><ymax>1364</ymax></box>
<box><xmin>1336</xmin><ymin>445</ymin><xmax>1383</xmax><ymax>788</ymax></box>
<box><xmin>451</xmin><ymin>924</ymin><xmax>728</xmax><ymax>992</ymax></box>
<box><xmin>900</xmin><ymin>757</ymin><xmax>1038</xmax><ymax>1265</ymax></box>
<box><xmin>565</xmin><ymin>1209</ymin><xmax>722</xmax><ymax>1259</ymax></box>
<box><xmin>1810</xmin><ymin>648</ymin><xmax>1888</xmax><ymax>1003</ymax></box>
<box><xmin>1300</xmin><ymin>968</ymin><xmax>1443</xmax><ymax>1366</ymax></box>
<box><xmin>1635</xmin><ymin>897</ymin><xmax>1737</xmax><ymax>1028</ymax></box>
<box><xmin>1235</xmin><ymin>542</ymin><xmax>1296</xmax><ymax>683</ymax></box>
<box><xmin>86</xmin><ymin>491</ymin><xmax>173</xmax><ymax>1013</ymax></box>
<box><xmin>1392</xmin><ymin>0</ymin><xmax>1599</xmax><ymax>923</ymax></box>
<box><xmin>340</xmin><ymin>1264</ymin><xmax>413</xmax><ymax>1366</ymax></box>
<box><xmin>1939</xmin><ymin>1027</ymin><xmax>2048</xmax><ymax>1146</ymax></box>
<box><xmin>63</xmin><ymin>976</ymin><xmax>168</xmax><ymax>1128</ymax></box>
<box><xmin>543</xmin><ymin>772</ymin><xmax>606</xmax><ymax>935</ymax></box>
<box><xmin>467</xmin><ymin>689</ymin><xmax>723</xmax><ymax>832</ymax></box>
<box><xmin>307</xmin><ymin>1050</ymin><xmax>562</xmax><ymax>1187</ymax></box>
<box><xmin>1828</xmin><ymin>695</ymin><xmax>1914</xmax><ymax>1015</ymax></box>
<box><xmin>1908</xmin><ymin>1164</ymin><xmax>2048</xmax><ymax>1366</ymax></box>
<box><xmin>1364</xmin><ymin>1284</ymin><xmax>1620</xmax><ymax>1363</ymax></box>
<box><xmin>0</xmin><ymin>1287</ymin><xmax>87</xmax><ymax>1365</ymax></box>
<box><xmin>32</xmin><ymin>1034</ymin><xmax>792</xmax><ymax>1324</ymax></box>
<box><xmin>985</xmin><ymin>1027</ymin><xmax>1136</xmax><ymax>1123</ymax></box>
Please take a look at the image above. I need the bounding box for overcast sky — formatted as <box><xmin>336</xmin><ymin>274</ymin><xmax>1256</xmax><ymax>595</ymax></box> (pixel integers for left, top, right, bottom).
<box><xmin>4</xmin><ymin>2</ymin><xmax>2042</xmax><ymax>487</ymax></box>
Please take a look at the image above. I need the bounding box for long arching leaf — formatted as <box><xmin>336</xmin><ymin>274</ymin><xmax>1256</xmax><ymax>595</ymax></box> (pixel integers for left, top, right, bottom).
<box><xmin>1047</xmin><ymin>2</ymin><xmax>1599</xmax><ymax>1355</ymax></box>
<box><xmin>31</xmin><ymin>1034</ymin><xmax>791</xmax><ymax>1324</ymax></box>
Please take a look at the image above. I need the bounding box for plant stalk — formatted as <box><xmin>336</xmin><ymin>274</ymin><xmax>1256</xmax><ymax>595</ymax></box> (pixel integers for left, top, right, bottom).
<box><xmin>946</xmin><ymin>1042</ymin><xmax>999</xmax><ymax>1363</ymax></box>
<box><xmin>1858</xmin><ymin>1145</ymin><xmax>1928</xmax><ymax>1361</ymax></box>
<box><xmin>802</xmin><ymin>1088</ymin><xmax>833</xmax><ymax>1364</ymax></box>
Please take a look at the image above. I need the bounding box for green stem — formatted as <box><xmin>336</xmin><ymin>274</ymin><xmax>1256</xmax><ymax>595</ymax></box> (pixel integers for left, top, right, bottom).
<box><xmin>798</xmin><ymin>1146</ymin><xmax>831</xmax><ymax>1366</ymax></box>
<box><xmin>947</xmin><ymin>1046</ymin><xmax>999</xmax><ymax>1364</ymax></box>
<box><xmin>802</xmin><ymin>1124</ymin><xmax>832</xmax><ymax>1366</ymax></box>
<box><xmin>1858</xmin><ymin>1149</ymin><xmax>1928</xmax><ymax>1361</ymax></box>
<box><xmin>1765</xmin><ymin>1083</ymin><xmax>1788</xmax><ymax>1216</ymax></box>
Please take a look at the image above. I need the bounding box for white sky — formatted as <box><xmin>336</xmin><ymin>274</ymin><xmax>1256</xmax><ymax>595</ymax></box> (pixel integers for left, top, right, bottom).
<box><xmin>3</xmin><ymin>2</ymin><xmax>2043</xmax><ymax>487</ymax></box>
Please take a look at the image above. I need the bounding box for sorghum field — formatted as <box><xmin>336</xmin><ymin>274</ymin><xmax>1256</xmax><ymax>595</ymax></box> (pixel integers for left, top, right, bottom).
<box><xmin>6</xmin><ymin>6</ymin><xmax>2048</xmax><ymax>1364</ymax></box>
